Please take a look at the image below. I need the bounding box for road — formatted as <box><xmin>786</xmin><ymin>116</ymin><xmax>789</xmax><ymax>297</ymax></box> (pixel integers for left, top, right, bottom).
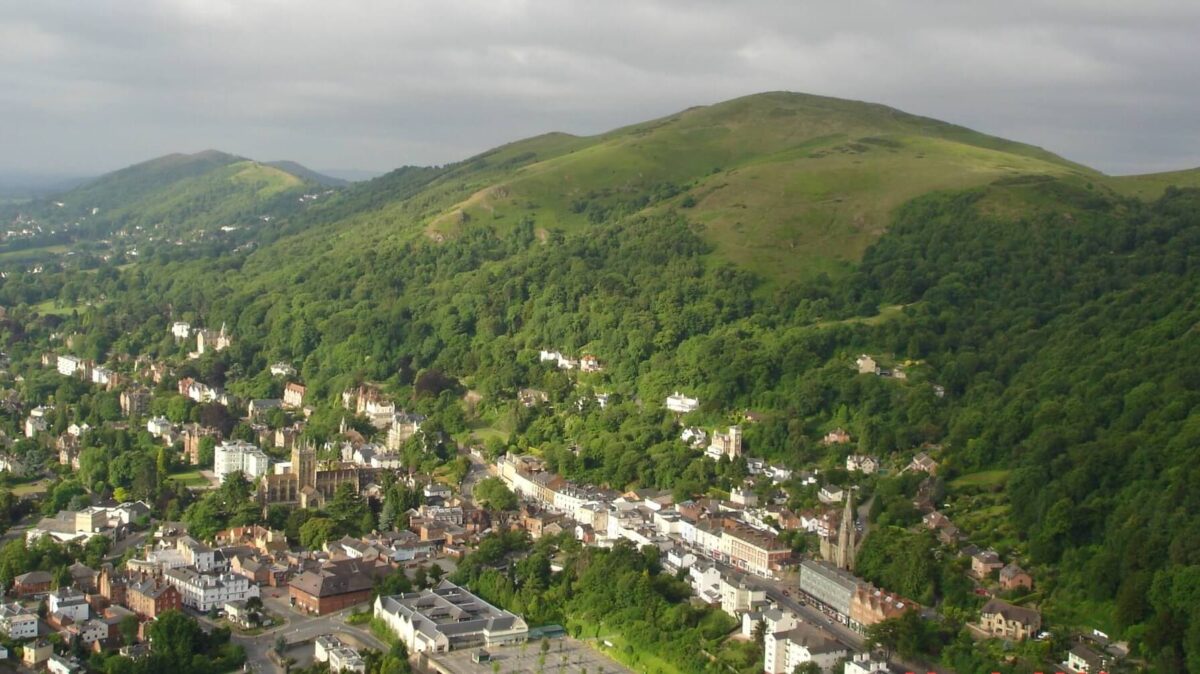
<box><xmin>458</xmin><ymin>447</ymin><xmax>493</xmax><ymax>506</ymax></box>
<box><xmin>192</xmin><ymin>587</ymin><xmax>389</xmax><ymax>673</ymax></box>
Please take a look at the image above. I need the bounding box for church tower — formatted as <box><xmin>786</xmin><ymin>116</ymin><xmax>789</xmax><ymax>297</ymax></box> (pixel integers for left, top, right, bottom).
<box><xmin>292</xmin><ymin>442</ymin><xmax>317</xmax><ymax>490</ymax></box>
<box><xmin>836</xmin><ymin>490</ymin><xmax>857</xmax><ymax>571</ymax></box>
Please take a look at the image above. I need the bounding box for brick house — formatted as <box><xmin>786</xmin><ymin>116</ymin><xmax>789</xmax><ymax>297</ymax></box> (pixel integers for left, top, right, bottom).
<box><xmin>127</xmin><ymin>576</ymin><xmax>182</xmax><ymax>619</ymax></box>
<box><xmin>13</xmin><ymin>571</ymin><xmax>52</xmax><ymax>597</ymax></box>
<box><xmin>288</xmin><ymin>560</ymin><xmax>377</xmax><ymax>615</ymax></box>
<box><xmin>999</xmin><ymin>563</ymin><xmax>1033</xmax><ymax>591</ymax></box>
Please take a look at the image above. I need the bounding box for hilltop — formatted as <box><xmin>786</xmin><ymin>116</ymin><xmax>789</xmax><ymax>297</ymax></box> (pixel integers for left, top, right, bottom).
<box><xmin>279</xmin><ymin>91</ymin><xmax>1199</xmax><ymax>283</ymax></box>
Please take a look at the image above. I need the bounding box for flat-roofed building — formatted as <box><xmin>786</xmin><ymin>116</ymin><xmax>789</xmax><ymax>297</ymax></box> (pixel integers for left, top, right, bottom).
<box><xmin>374</xmin><ymin>580</ymin><xmax>528</xmax><ymax>654</ymax></box>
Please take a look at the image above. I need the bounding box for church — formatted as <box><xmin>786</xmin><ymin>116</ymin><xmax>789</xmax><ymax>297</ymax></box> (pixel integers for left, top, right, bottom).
<box><xmin>819</xmin><ymin>490</ymin><xmax>859</xmax><ymax>571</ymax></box>
<box><xmin>258</xmin><ymin>443</ymin><xmax>375</xmax><ymax>509</ymax></box>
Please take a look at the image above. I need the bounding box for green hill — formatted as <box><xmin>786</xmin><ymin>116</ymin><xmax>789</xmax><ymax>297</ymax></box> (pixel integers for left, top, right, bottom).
<box><xmin>284</xmin><ymin>92</ymin><xmax>1109</xmax><ymax>283</ymax></box>
<box><xmin>2</xmin><ymin>150</ymin><xmax>326</xmax><ymax>241</ymax></box>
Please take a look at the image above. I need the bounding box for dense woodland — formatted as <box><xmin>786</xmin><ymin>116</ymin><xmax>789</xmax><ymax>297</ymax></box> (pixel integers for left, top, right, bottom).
<box><xmin>1</xmin><ymin>166</ymin><xmax>1198</xmax><ymax>671</ymax></box>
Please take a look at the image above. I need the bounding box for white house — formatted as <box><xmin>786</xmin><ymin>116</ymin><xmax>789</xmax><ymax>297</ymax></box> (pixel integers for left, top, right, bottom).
<box><xmin>146</xmin><ymin>416</ymin><xmax>173</xmax><ymax>437</ymax></box>
<box><xmin>818</xmin><ymin>486</ymin><xmax>845</xmax><ymax>504</ymax></box>
<box><xmin>666</xmin><ymin>392</ymin><xmax>700</xmax><ymax>414</ymax></box>
<box><xmin>48</xmin><ymin>587</ymin><xmax>89</xmax><ymax>622</ymax></box>
<box><xmin>171</xmin><ymin>322</ymin><xmax>192</xmax><ymax>340</ymax></box>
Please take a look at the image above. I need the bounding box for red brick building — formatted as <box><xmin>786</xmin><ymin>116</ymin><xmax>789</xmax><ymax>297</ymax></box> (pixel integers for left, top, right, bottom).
<box><xmin>288</xmin><ymin>560</ymin><xmax>376</xmax><ymax>615</ymax></box>
<box><xmin>127</xmin><ymin>576</ymin><xmax>182</xmax><ymax>619</ymax></box>
<box><xmin>12</xmin><ymin>571</ymin><xmax>52</xmax><ymax>597</ymax></box>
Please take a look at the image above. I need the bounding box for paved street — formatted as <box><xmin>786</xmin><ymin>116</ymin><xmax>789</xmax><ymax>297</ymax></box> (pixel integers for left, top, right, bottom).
<box><xmin>193</xmin><ymin>589</ymin><xmax>389</xmax><ymax>674</ymax></box>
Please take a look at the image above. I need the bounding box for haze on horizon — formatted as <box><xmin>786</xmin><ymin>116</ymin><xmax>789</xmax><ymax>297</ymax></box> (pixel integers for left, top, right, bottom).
<box><xmin>2</xmin><ymin>0</ymin><xmax>1199</xmax><ymax>179</ymax></box>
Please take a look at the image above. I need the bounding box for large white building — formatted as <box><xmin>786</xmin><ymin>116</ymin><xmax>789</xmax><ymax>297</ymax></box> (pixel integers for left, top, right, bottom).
<box><xmin>213</xmin><ymin>440</ymin><xmax>270</xmax><ymax>483</ymax></box>
<box><xmin>57</xmin><ymin>355</ymin><xmax>82</xmax><ymax>377</ymax></box>
<box><xmin>164</xmin><ymin>569</ymin><xmax>259</xmax><ymax>612</ymax></box>
<box><xmin>374</xmin><ymin>580</ymin><xmax>528</xmax><ymax>654</ymax></box>
<box><xmin>764</xmin><ymin>623</ymin><xmax>849</xmax><ymax>674</ymax></box>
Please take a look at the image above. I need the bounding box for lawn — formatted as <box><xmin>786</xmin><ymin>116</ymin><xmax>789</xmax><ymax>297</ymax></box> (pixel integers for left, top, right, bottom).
<box><xmin>31</xmin><ymin>298</ymin><xmax>105</xmax><ymax>316</ymax></box>
<box><xmin>10</xmin><ymin>478</ymin><xmax>51</xmax><ymax>497</ymax></box>
<box><xmin>949</xmin><ymin>469</ymin><xmax>1012</xmax><ymax>492</ymax></box>
<box><xmin>167</xmin><ymin>470</ymin><xmax>210</xmax><ymax>487</ymax></box>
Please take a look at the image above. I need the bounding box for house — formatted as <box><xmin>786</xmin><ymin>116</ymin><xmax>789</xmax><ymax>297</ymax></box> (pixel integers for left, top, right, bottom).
<box><xmin>0</xmin><ymin>454</ymin><xmax>26</xmax><ymax>476</ymax></box>
<box><xmin>127</xmin><ymin>575</ymin><xmax>182</xmax><ymax>619</ymax></box>
<box><xmin>22</xmin><ymin>640</ymin><xmax>52</xmax><ymax>668</ymax></box>
<box><xmin>171</xmin><ymin>322</ymin><xmax>191</xmax><ymax>340</ymax></box>
<box><xmin>823</xmin><ymin>428</ymin><xmax>851</xmax><ymax>445</ymax></box>
<box><xmin>0</xmin><ymin>602</ymin><xmax>38</xmax><ymax>638</ymax></box>
<box><xmin>908</xmin><ymin>452</ymin><xmax>938</xmax><ymax>475</ymax></box>
<box><xmin>1067</xmin><ymin>644</ymin><xmax>1108</xmax><ymax>673</ymax></box>
<box><xmin>579</xmin><ymin>354</ymin><xmax>603</xmax><ymax>373</ymax></box>
<box><xmin>855</xmin><ymin>355</ymin><xmax>878</xmax><ymax>375</ymax></box>
<box><xmin>247</xmin><ymin>399</ymin><xmax>283</xmax><ymax>417</ymax></box>
<box><xmin>48</xmin><ymin>587</ymin><xmax>90</xmax><ymax>622</ymax></box>
<box><xmin>999</xmin><ymin>562</ymin><xmax>1033</xmax><ymax>591</ymax></box>
<box><xmin>57</xmin><ymin>355</ymin><xmax>82</xmax><ymax>377</ymax></box>
<box><xmin>146</xmin><ymin>416</ymin><xmax>172</xmax><ymax>437</ymax></box>
<box><xmin>289</xmin><ymin>559</ymin><xmax>377</xmax><ymax>615</ymax></box>
<box><xmin>845</xmin><ymin>454</ymin><xmax>879</xmax><ymax>474</ymax></box>
<box><xmin>818</xmin><ymin>486</ymin><xmax>844</xmax><ymax>504</ymax></box>
<box><xmin>374</xmin><ymin>580</ymin><xmax>528</xmax><ymax>653</ymax></box>
<box><xmin>971</xmin><ymin>550</ymin><xmax>1004</xmax><ymax>579</ymax></box>
<box><xmin>13</xmin><ymin>570</ymin><xmax>53</xmax><ymax>597</ymax></box>
<box><xmin>68</xmin><ymin>562</ymin><xmax>97</xmax><ymax>593</ymax></box>
<box><xmin>283</xmin><ymin>382</ymin><xmax>306</xmax><ymax>408</ymax></box>
<box><xmin>705</xmin><ymin>426</ymin><xmax>743</xmax><ymax>460</ymax></box>
<box><xmin>270</xmin><ymin>362</ymin><xmax>296</xmax><ymax>377</ymax></box>
<box><xmin>978</xmin><ymin>599</ymin><xmax>1041</xmax><ymax>641</ymax></box>
<box><xmin>120</xmin><ymin>388</ymin><xmax>150</xmax><ymax>417</ymax></box>
<box><xmin>666</xmin><ymin>392</ymin><xmax>700</xmax><ymax>414</ymax></box>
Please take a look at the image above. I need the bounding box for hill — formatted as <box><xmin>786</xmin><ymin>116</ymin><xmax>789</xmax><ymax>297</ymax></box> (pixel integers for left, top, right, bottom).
<box><xmin>285</xmin><ymin>92</ymin><xmax>1104</xmax><ymax>283</ymax></box>
<box><xmin>0</xmin><ymin>150</ymin><xmax>329</xmax><ymax>244</ymax></box>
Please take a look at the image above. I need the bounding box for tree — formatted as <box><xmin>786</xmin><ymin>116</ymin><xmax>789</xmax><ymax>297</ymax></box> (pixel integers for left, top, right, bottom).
<box><xmin>119</xmin><ymin>614</ymin><xmax>139</xmax><ymax>645</ymax></box>
<box><xmin>299</xmin><ymin>517</ymin><xmax>336</xmax><ymax>550</ymax></box>
<box><xmin>792</xmin><ymin>663</ymin><xmax>821</xmax><ymax>674</ymax></box>
<box><xmin>474</xmin><ymin>477</ymin><xmax>518</xmax><ymax>512</ymax></box>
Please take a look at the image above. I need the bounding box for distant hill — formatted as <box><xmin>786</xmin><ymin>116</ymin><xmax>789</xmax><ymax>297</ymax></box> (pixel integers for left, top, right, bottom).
<box><xmin>265</xmin><ymin>161</ymin><xmax>348</xmax><ymax>187</ymax></box>
<box><xmin>1</xmin><ymin>150</ymin><xmax>332</xmax><ymax>239</ymax></box>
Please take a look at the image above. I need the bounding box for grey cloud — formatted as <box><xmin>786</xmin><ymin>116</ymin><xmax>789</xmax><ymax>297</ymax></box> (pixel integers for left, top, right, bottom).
<box><xmin>0</xmin><ymin>0</ymin><xmax>1197</xmax><ymax>176</ymax></box>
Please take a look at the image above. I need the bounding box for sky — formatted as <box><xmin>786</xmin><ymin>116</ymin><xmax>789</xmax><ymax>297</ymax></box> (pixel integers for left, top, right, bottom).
<box><xmin>2</xmin><ymin>0</ymin><xmax>1199</xmax><ymax>178</ymax></box>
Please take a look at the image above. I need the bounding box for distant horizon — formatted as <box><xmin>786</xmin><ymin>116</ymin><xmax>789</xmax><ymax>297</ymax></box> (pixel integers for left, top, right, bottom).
<box><xmin>3</xmin><ymin>89</ymin><xmax>1199</xmax><ymax>188</ymax></box>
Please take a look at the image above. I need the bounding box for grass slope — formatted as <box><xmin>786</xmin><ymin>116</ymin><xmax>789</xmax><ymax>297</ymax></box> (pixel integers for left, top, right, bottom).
<box><xmin>288</xmin><ymin>92</ymin><xmax>1103</xmax><ymax>283</ymax></box>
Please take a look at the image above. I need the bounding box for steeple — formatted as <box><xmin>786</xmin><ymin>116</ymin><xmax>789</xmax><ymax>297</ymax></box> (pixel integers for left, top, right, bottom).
<box><xmin>837</xmin><ymin>488</ymin><xmax>857</xmax><ymax>571</ymax></box>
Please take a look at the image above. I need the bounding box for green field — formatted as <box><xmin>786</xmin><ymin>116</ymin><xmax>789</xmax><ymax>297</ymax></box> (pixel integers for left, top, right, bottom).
<box><xmin>11</xmin><ymin>478</ymin><xmax>51</xmax><ymax>497</ymax></box>
<box><xmin>167</xmin><ymin>470</ymin><xmax>210</xmax><ymax>487</ymax></box>
<box><xmin>949</xmin><ymin>469</ymin><xmax>1012</xmax><ymax>491</ymax></box>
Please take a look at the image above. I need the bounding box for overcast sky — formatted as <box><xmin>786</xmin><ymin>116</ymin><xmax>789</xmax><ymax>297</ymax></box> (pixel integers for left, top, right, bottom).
<box><xmin>2</xmin><ymin>0</ymin><xmax>1199</xmax><ymax>178</ymax></box>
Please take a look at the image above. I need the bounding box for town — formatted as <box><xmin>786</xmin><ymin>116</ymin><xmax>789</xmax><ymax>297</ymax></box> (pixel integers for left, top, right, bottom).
<box><xmin>0</xmin><ymin>309</ymin><xmax>1128</xmax><ymax>674</ymax></box>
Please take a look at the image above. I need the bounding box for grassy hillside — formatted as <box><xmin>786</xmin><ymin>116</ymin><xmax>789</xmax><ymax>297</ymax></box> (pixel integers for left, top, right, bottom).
<box><xmin>290</xmin><ymin>92</ymin><xmax>1101</xmax><ymax>283</ymax></box>
<box><xmin>1105</xmin><ymin>167</ymin><xmax>1200</xmax><ymax>199</ymax></box>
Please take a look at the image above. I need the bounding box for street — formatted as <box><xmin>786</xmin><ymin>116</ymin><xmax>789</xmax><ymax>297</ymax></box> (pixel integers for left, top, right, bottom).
<box><xmin>192</xmin><ymin>588</ymin><xmax>389</xmax><ymax>674</ymax></box>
